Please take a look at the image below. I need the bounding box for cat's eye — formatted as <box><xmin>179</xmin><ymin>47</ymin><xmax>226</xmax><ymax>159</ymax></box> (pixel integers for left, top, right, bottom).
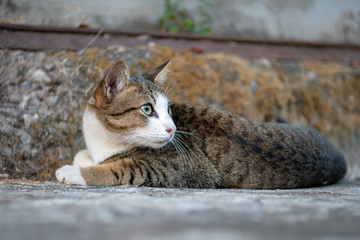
<box><xmin>141</xmin><ymin>105</ymin><xmax>153</xmax><ymax>116</ymax></box>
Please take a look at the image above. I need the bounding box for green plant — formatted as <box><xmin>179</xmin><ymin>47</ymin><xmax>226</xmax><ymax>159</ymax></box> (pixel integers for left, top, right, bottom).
<box><xmin>158</xmin><ymin>0</ymin><xmax>213</xmax><ymax>35</ymax></box>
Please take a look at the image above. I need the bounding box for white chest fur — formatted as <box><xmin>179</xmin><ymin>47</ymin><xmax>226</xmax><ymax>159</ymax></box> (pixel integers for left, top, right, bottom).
<box><xmin>82</xmin><ymin>108</ymin><xmax>128</xmax><ymax>165</ymax></box>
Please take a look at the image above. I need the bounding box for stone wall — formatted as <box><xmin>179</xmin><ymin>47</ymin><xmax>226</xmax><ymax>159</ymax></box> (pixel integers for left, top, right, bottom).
<box><xmin>0</xmin><ymin>45</ymin><xmax>359</xmax><ymax>180</ymax></box>
<box><xmin>2</xmin><ymin>0</ymin><xmax>360</xmax><ymax>44</ymax></box>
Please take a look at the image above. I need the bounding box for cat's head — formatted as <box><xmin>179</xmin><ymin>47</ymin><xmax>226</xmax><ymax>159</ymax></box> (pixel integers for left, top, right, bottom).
<box><xmin>86</xmin><ymin>60</ymin><xmax>176</xmax><ymax>149</ymax></box>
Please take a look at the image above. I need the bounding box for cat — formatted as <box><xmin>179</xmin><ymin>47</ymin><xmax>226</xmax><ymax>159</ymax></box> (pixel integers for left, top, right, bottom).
<box><xmin>55</xmin><ymin>59</ymin><xmax>347</xmax><ymax>189</ymax></box>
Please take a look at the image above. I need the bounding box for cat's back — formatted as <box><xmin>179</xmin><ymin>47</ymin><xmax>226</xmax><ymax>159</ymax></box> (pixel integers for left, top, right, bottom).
<box><xmin>171</xmin><ymin>103</ymin><xmax>347</xmax><ymax>189</ymax></box>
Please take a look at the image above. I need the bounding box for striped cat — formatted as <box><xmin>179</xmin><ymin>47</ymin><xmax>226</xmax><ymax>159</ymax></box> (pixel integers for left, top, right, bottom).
<box><xmin>56</xmin><ymin>60</ymin><xmax>347</xmax><ymax>189</ymax></box>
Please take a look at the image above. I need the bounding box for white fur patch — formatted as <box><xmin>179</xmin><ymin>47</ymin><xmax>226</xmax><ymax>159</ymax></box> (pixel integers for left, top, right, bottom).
<box><xmin>155</xmin><ymin>94</ymin><xmax>176</xmax><ymax>134</ymax></box>
<box><xmin>73</xmin><ymin>149</ymin><xmax>94</xmax><ymax>167</ymax></box>
<box><xmin>55</xmin><ymin>165</ymin><xmax>86</xmax><ymax>185</ymax></box>
<box><xmin>83</xmin><ymin>108</ymin><xmax>128</xmax><ymax>165</ymax></box>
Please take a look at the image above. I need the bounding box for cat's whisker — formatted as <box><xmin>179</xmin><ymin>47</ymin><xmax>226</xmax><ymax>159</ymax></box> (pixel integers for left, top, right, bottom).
<box><xmin>105</xmin><ymin>128</ymin><xmax>157</xmax><ymax>145</ymax></box>
<box><xmin>172</xmin><ymin>138</ymin><xmax>192</xmax><ymax>171</ymax></box>
<box><xmin>173</xmin><ymin>136</ymin><xmax>195</xmax><ymax>171</ymax></box>
<box><xmin>174</xmin><ymin>135</ymin><xmax>200</xmax><ymax>167</ymax></box>
<box><xmin>176</xmin><ymin>130</ymin><xmax>203</xmax><ymax>142</ymax></box>
<box><xmin>165</xmin><ymin>82</ymin><xmax>178</xmax><ymax>97</ymax></box>
<box><xmin>171</xmin><ymin>140</ymin><xmax>186</xmax><ymax>172</ymax></box>
<box><xmin>164</xmin><ymin>81</ymin><xmax>179</xmax><ymax>100</ymax></box>
<box><xmin>164</xmin><ymin>74</ymin><xmax>178</xmax><ymax>91</ymax></box>
<box><xmin>166</xmin><ymin>89</ymin><xmax>178</xmax><ymax>101</ymax></box>
<box><xmin>163</xmin><ymin>79</ymin><xmax>171</xmax><ymax>95</ymax></box>
<box><xmin>110</xmin><ymin>135</ymin><xmax>137</xmax><ymax>143</ymax></box>
<box><xmin>164</xmin><ymin>78</ymin><xmax>176</xmax><ymax>96</ymax></box>
<box><xmin>110</xmin><ymin>135</ymin><xmax>148</xmax><ymax>148</ymax></box>
<box><xmin>172</xmin><ymin>138</ymin><xmax>187</xmax><ymax>170</ymax></box>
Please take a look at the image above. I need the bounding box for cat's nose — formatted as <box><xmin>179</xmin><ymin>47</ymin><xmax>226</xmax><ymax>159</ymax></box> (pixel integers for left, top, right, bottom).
<box><xmin>166</xmin><ymin>127</ymin><xmax>176</xmax><ymax>137</ymax></box>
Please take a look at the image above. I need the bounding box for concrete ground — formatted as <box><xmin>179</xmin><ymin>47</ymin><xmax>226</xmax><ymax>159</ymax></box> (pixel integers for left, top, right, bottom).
<box><xmin>0</xmin><ymin>180</ymin><xmax>360</xmax><ymax>240</ymax></box>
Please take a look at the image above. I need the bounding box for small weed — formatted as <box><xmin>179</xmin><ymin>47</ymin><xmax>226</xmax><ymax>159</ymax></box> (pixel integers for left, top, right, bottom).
<box><xmin>158</xmin><ymin>0</ymin><xmax>213</xmax><ymax>35</ymax></box>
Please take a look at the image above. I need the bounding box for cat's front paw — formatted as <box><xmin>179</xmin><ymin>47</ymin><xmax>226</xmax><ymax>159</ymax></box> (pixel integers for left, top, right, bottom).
<box><xmin>55</xmin><ymin>165</ymin><xmax>86</xmax><ymax>185</ymax></box>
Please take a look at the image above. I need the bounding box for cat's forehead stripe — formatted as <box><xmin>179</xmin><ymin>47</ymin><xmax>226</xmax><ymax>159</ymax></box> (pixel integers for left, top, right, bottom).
<box><xmin>130</xmin><ymin>80</ymin><xmax>159</xmax><ymax>105</ymax></box>
<box><xmin>142</xmin><ymin>81</ymin><xmax>162</xmax><ymax>105</ymax></box>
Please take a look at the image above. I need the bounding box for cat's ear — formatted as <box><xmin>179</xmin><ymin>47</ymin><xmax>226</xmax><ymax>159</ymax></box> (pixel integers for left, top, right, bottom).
<box><xmin>142</xmin><ymin>59</ymin><xmax>171</xmax><ymax>88</ymax></box>
<box><xmin>103</xmin><ymin>60</ymin><xmax>131</xmax><ymax>102</ymax></box>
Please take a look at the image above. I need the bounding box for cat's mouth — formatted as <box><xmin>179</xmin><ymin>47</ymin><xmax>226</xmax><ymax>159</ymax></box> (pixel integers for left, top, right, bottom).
<box><xmin>152</xmin><ymin>137</ymin><xmax>174</xmax><ymax>148</ymax></box>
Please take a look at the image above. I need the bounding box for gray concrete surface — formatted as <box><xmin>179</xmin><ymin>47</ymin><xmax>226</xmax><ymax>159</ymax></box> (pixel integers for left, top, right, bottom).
<box><xmin>2</xmin><ymin>0</ymin><xmax>360</xmax><ymax>44</ymax></box>
<box><xmin>1</xmin><ymin>180</ymin><xmax>360</xmax><ymax>240</ymax></box>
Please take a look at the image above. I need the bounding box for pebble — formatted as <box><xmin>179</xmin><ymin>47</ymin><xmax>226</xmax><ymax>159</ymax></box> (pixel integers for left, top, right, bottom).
<box><xmin>307</xmin><ymin>71</ymin><xmax>316</xmax><ymax>80</ymax></box>
<box><xmin>0</xmin><ymin>173</ymin><xmax>9</xmax><ymax>178</ymax></box>
<box><xmin>3</xmin><ymin>147</ymin><xmax>12</xmax><ymax>157</ymax></box>
<box><xmin>147</xmin><ymin>42</ymin><xmax>156</xmax><ymax>48</ymax></box>
<box><xmin>30</xmin><ymin>69</ymin><xmax>52</xmax><ymax>83</ymax></box>
<box><xmin>19</xmin><ymin>131</ymin><xmax>32</xmax><ymax>145</ymax></box>
<box><xmin>23</xmin><ymin>114</ymin><xmax>33</xmax><ymax>129</ymax></box>
<box><xmin>48</xmin><ymin>96</ymin><xmax>59</xmax><ymax>105</ymax></box>
<box><xmin>250</xmin><ymin>80</ymin><xmax>258</xmax><ymax>93</ymax></box>
<box><xmin>45</xmin><ymin>63</ymin><xmax>55</xmax><ymax>71</ymax></box>
<box><xmin>23</xmin><ymin>113</ymin><xmax>39</xmax><ymax>129</ymax></box>
<box><xmin>259</xmin><ymin>58</ymin><xmax>272</xmax><ymax>68</ymax></box>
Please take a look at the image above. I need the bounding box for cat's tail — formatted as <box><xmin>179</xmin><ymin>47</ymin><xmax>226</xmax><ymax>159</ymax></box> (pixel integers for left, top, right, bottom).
<box><xmin>285</xmin><ymin>126</ymin><xmax>347</xmax><ymax>188</ymax></box>
<box><xmin>317</xmin><ymin>135</ymin><xmax>347</xmax><ymax>186</ymax></box>
<box><xmin>256</xmin><ymin>124</ymin><xmax>347</xmax><ymax>189</ymax></box>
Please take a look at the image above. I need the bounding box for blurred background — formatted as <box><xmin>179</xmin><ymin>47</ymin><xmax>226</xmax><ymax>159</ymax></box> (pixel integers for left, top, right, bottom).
<box><xmin>1</xmin><ymin>0</ymin><xmax>360</xmax><ymax>44</ymax></box>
